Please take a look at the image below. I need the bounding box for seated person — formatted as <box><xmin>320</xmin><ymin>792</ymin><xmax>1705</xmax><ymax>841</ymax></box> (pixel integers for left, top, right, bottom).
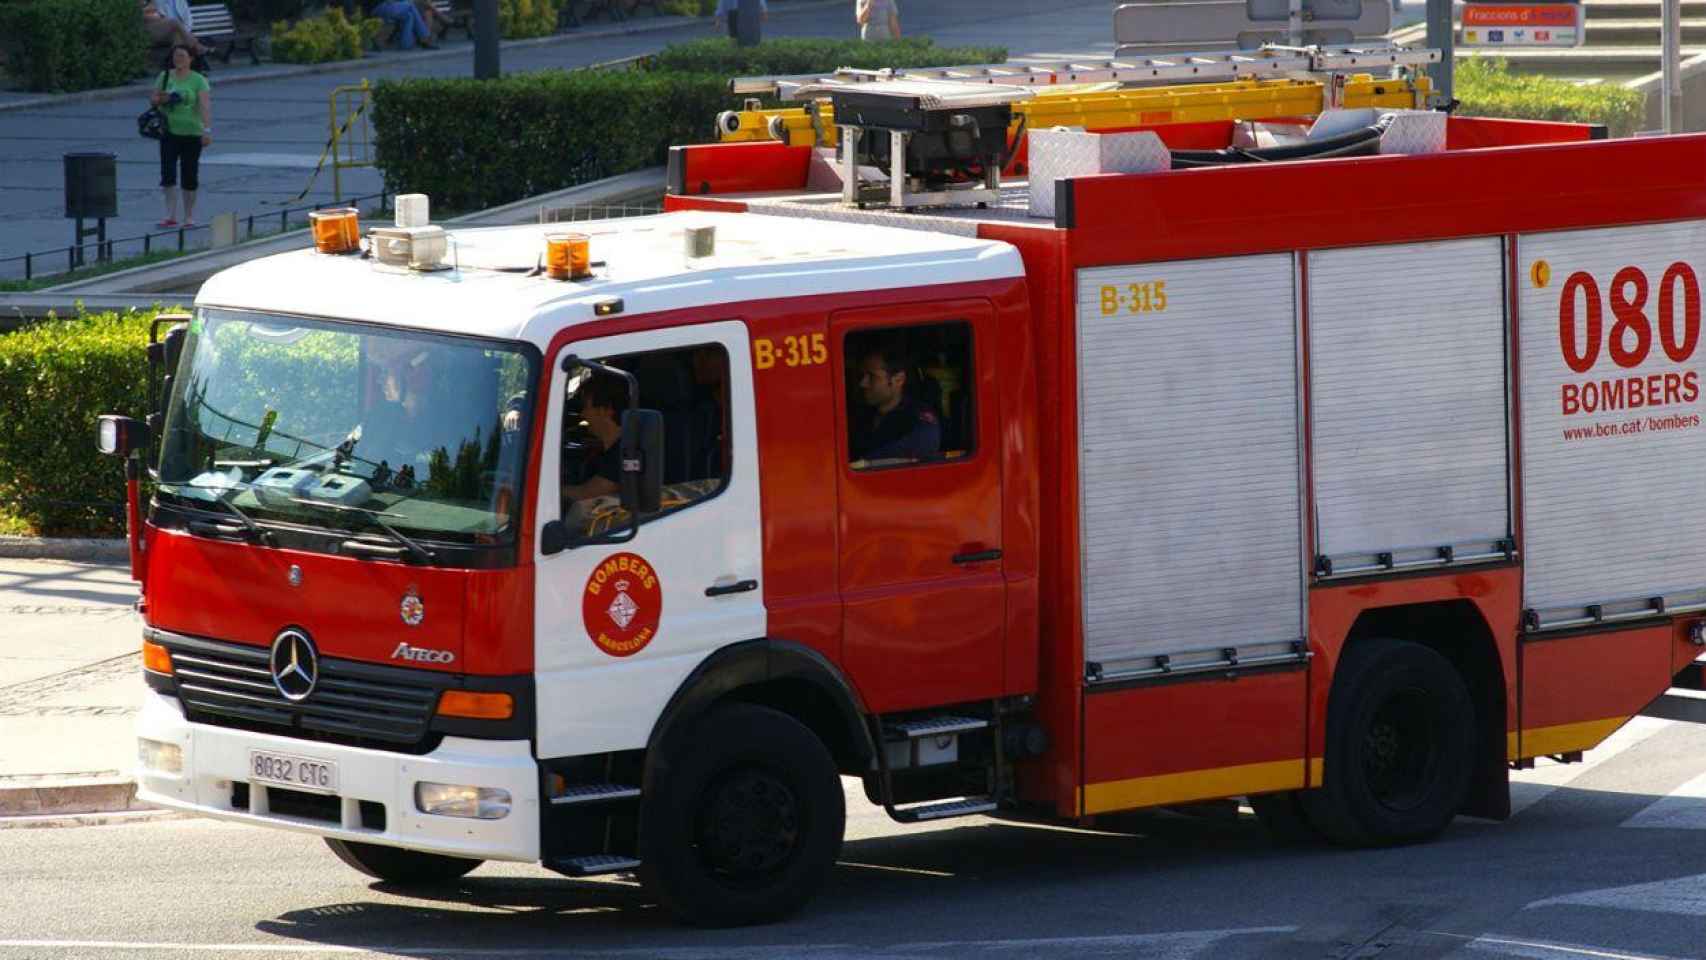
<box><xmin>141</xmin><ymin>0</ymin><xmax>208</xmax><ymax>56</ymax></box>
<box><xmin>850</xmin><ymin>343</ymin><xmax>940</xmax><ymax>465</ymax></box>
<box><xmin>562</xmin><ymin>374</ymin><xmax>627</xmax><ymax>505</ymax></box>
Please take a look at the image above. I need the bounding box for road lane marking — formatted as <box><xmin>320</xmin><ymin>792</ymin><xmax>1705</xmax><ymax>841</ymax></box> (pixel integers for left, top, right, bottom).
<box><xmin>1619</xmin><ymin>770</ymin><xmax>1706</xmax><ymax>830</ymax></box>
<box><xmin>1525</xmin><ymin>872</ymin><xmax>1706</xmax><ymax>918</ymax></box>
<box><xmin>0</xmin><ymin>927</ymin><xmax>1299</xmax><ymax>958</ymax></box>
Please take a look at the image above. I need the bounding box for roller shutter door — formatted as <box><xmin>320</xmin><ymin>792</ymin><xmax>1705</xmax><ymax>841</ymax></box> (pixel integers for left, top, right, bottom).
<box><xmin>1518</xmin><ymin>221</ymin><xmax>1706</xmax><ymax>625</ymax></box>
<box><xmin>1076</xmin><ymin>254</ymin><xmax>1304</xmax><ymax>671</ymax></box>
<box><xmin>1307</xmin><ymin>238</ymin><xmax>1511</xmax><ymax>575</ymax></box>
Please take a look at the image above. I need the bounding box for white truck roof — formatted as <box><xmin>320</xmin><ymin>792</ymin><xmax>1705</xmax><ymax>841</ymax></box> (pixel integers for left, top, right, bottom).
<box><xmin>194</xmin><ymin>211</ymin><xmax>1024</xmax><ymax>349</ymax></box>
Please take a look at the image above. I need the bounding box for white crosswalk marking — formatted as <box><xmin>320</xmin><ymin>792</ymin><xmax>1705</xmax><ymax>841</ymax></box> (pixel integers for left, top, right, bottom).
<box><xmin>1526</xmin><ymin>873</ymin><xmax>1706</xmax><ymax>918</ymax></box>
<box><xmin>1507</xmin><ymin>716</ymin><xmax>1672</xmax><ymax>818</ymax></box>
<box><xmin>1620</xmin><ymin>769</ymin><xmax>1706</xmax><ymax>830</ymax></box>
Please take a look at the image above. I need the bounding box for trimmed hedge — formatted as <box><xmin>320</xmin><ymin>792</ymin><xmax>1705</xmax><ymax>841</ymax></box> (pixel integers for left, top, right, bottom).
<box><xmin>643</xmin><ymin>37</ymin><xmax>1007</xmax><ymax>76</ymax></box>
<box><xmin>371</xmin><ymin>38</ymin><xmax>1007</xmax><ymax>212</ymax></box>
<box><xmin>0</xmin><ymin>0</ymin><xmax>147</xmax><ymax>93</ymax></box>
<box><xmin>272</xmin><ymin>8</ymin><xmax>382</xmax><ymax>64</ymax></box>
<box><xmin>500</xmin><ymin>0</ymin><xmax>560</xmax><ymax>39</ymax></box>
<box><xmin>0</xmin><ymin>309</ymin><xmax>158</xmax><ymax>535</ymax></box>
<box><xmin>1456</xmin><ymin>57</ymin><xmax>1647</xmax><ymax>138</ymax></box>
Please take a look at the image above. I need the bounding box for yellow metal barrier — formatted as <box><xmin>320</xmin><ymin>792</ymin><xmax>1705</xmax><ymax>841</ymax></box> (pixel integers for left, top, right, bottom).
<box><xmin>329</xmin><ymin>80</ymin><xmax>374</xmax><ymax>202</ymax></box>
<box><xmin>716</xmin><ymin>75</ymin><xmax>1432</xmax><ymax>149</ymax></box>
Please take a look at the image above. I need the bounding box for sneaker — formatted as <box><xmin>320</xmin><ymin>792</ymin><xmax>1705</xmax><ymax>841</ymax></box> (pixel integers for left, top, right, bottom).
<box><xmin>183</xmin><ymin>219</ymin><xmax>196</xmax><ymax>227</ymax></box>
<box><xmin>157</xmin><ymin>219</ymin><xmax>178</xmax><ymax>228</ymax></box>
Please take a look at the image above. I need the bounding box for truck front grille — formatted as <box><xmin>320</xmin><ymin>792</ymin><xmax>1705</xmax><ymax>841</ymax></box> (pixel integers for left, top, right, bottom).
<box><xmin>153</xmin><ymin>630</ymin><xmax>444</xmax><ymax>752</ymax></box>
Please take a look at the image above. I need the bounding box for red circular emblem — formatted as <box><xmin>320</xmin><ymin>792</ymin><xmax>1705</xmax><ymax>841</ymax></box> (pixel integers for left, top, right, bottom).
<box><xmin>582</xmin><ymin>552</ymin><xmax>663</xmax><ymax>657</ymax></box>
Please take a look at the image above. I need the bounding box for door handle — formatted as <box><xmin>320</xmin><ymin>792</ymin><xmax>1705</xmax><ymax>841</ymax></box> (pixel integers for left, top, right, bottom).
<box><xmin>705</xmin><ymin>579</ymin><xmax>758</xmax><ymax>597</ymax></box>
<box><xmin>952</xmin><ymin>549</ymin><xmax>1003</xmax><ymax>565</ymax></box>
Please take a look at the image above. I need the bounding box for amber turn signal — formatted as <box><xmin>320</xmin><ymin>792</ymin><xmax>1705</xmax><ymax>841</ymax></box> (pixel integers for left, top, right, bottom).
<box><xmin>438</xmin><ymin>690</ymin><xmax>514</xmax><ymax>721</ymax></box>
<box><xmin>142</xmin><ymin>639</ymin><xmax>174</xmax><ymax>675</ymax></box>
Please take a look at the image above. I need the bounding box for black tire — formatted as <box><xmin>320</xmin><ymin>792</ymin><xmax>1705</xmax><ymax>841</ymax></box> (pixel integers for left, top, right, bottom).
<box><xmin>1248</xmin><ymin>790</ymin><xmax>1319</xmax><ymax>844</ymax></box>
<box><xmin>1301</xmin><ymin>638</ymin><xmax>1476</xmax><ymax>847</ymax></box>
<box><xmin>639</xmin><ymin>703</ymin><xmax>845</xmax><ymax>927</ymax></box>
<box><xmin>324</xmin><ymin>838</ymin><xmax>481</xmax><ymax>885</ymax></box>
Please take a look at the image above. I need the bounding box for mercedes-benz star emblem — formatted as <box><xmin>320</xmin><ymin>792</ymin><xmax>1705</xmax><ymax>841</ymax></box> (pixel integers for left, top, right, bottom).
<box><xmin>287</xmin><ymin>565</ymin><xmax>303</xmax><ymax>588</ymax></box>
<box><xmin>269</xmin><ymin>629</ymin><xmax>319</xmax><ymax>702</ymax></box>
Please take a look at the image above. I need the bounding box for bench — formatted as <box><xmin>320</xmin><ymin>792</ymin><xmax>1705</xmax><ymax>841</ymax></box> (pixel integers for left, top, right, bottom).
<box><xmin>188</xmin><ymin>3</ymin><xmax>259</xmax><ymax>66</ymax></box>
<box><xmin>429</xmin><ymin>1</ymin><xmax>472</xmax><ymax>41</ymax></box>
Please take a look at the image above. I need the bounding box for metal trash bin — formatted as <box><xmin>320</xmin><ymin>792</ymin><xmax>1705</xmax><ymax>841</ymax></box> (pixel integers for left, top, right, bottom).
<box><xmin>64</xmin><ymin>152</ymin><xmax>118</xmax><ymax>220</ymax></box>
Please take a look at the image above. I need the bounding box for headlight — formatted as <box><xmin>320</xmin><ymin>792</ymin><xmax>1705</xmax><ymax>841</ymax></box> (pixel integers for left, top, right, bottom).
<box><xmin>414</xmin><ymin>782</ymin><xmax>511</xmax><ymax>820</ymax></box>
<box><xmin>138</xmin><ymin>738</ymin><xmax>182</xmax><ymax>774</ymax></box>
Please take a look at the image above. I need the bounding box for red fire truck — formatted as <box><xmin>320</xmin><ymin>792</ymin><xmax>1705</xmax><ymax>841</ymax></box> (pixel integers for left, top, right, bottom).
<box><xmin>102</xmin><ymin>47</ymin><xmax>1706</xmax><ymax>927</ymax></box>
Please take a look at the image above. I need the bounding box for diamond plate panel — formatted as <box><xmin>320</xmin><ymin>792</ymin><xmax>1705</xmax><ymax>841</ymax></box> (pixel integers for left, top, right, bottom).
<box><xmin>1028</xmin><ymin>129</ymin><xmax>1169</xmax><ymax>219</ymax></box>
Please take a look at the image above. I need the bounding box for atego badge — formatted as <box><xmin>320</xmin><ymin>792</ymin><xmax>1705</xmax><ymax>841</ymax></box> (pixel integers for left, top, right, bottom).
<box><xmin>582</xmin><ymin>552</ymin><xmax>663</xmax><ymax>657</ymax></box>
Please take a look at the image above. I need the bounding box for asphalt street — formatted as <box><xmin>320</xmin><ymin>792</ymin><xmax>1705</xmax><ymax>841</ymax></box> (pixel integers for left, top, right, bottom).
<box><xmin>3</xmin><ymin>714</ymin><xmax>1706</xmax><ymax>960</ymax></box>
<box><xmin>0</xmin><ymin>0</ymin><xmax>1115</xmax><ymax>279</ymax></box>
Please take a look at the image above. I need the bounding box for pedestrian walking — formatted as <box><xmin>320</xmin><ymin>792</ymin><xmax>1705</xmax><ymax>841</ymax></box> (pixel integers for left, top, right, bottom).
<box><xmin>714</xmin><ymin>0</ymin><xmax>767</xmax><ymax>40</ymax></box>
<box><xmin>856</xmin><ymin>0</ymin><xmax>900</xmax><ymax>39</ymax></box>
<box><xmin>150</xmin><ymin>44</ymin><xmax>212</xmax><ymax>228</ymax></box>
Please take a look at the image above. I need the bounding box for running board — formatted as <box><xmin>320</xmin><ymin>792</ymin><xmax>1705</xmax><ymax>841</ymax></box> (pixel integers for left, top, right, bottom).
<box><xmin>549</xmin><ymin>783</ymin><xmax>641</xmax><ymax>806</ymax></box>
<box><xmin>891</xmin><ymin>796</ymin><xmax>997</xmax><ymax>823</ymax></box>
<box><xmin>888</xmin><ymin>716</ymin><xmax>989</xmax><ymax>738</ymax></box>
<box><xmin>547</xmin><ymin>854</ymin><xmax>641</xmax><ymax>877</ymax></box>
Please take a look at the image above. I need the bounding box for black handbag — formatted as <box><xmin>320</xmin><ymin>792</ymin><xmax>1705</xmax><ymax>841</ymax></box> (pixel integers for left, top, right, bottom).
<box><xmin>138</xmin><ymin>73</ymin><xmax>167</xmax><ymax>140</ymax></box>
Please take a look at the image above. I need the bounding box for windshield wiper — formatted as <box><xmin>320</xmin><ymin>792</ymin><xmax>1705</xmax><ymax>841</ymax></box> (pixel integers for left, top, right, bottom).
<box><xmin>289</xmin><ymin>498</ymin><xmax>436</xmax><ymax>563</ymax></box>
<box><xmin>157</xmin><ymin>481</ymin><xmax>274</xmax><ymax>545</ymax></box>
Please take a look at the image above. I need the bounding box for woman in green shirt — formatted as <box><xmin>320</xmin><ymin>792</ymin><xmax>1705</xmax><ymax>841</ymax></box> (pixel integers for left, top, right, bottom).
<box><xmin>149</xmin><ymin>44</ymin><xmax>213</xmax><ymax>228</ymax></box>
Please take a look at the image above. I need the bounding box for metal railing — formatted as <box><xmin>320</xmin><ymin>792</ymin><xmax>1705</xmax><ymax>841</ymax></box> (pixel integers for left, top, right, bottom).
<box><xmin>0</xmin><ymin>192</ymin><xmax>394</xmax><ymax>285</ymax></box>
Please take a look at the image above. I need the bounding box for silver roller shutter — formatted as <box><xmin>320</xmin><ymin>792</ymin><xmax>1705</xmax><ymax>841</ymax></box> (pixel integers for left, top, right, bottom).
<box><xmin>1307</xmin><ymin>238</ymin><xmax>1511</xmax><ymax>577</ymax></box>
<box><xmin>1518</xmin><ymin>221</ymin><xmax>1706</xmax><ymax>627</ymax></box>
<box><xmin>1076</xmin><ymin>254</ymin><xmax>1304</xmax><ymax>674</ymax></box>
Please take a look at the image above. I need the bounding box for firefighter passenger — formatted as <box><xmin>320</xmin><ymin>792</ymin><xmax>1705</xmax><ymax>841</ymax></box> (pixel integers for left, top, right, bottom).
<box><xmin>850</xmin><ymin>342</ymin><xmax>940</xmax><ymax>464</ymax></box>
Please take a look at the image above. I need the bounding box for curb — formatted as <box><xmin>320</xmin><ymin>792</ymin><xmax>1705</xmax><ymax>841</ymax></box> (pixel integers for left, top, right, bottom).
<box><xmin>0</xmin><ymin>536</ymin><xmax>130</xmax><ymax>562</ymax></box>
<box><xmin>0</xmin><ymin>808</ymin><xmax>180</xmax><ymax>830</ymax></box>
<box><xmin>0</xmin><ymin>775</ymin><xmax>149</xmax><ymax>818</ymax></box>
<box><xmin>0</xmin><ymin>0</ymin><xmax>846</xmax><ymax>115</ymax></box>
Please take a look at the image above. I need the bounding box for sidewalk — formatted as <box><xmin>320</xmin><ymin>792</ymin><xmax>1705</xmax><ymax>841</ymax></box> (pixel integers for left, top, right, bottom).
<box><xmin>0</xmin><ymin>558</ymin><xmax>154</xmax><ymax>825</ymax></box>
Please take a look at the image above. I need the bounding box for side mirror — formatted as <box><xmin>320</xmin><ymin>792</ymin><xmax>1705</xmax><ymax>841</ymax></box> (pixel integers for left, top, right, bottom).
<box><xmin>161</xmin><ymin>323</ymin><xmax>187</xmax><ymax>377</ymax></box>
<box><xmin>539</xmin><ymin>519</ymin><xmax>569</xmax><ymax>556</ymax></box>
<box><xmin>96</xmin><ymin>415</ymin><xmax>149</xmax><ymax>459</ymax></box>
<box><xmin>620</xmin><ymin>408</ymin><xmax>664</xmax><ymax>516</ymax></box>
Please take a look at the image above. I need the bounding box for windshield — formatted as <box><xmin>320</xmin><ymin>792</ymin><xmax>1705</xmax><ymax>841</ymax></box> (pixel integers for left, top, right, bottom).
<box><xmin>156</xmin><ymin>309</ymin><xmax>539</xmax><ymax>547</ymax></box>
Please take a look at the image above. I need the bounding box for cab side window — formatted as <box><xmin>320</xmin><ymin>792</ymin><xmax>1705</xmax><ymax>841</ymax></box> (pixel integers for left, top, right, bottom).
<box><xmin>560</xmin><ymin>343</ymin><xmax>730</xmax><ymax>537</ymax></box>
<box><xmin>845</xmin><ymin>322</ymin><xmax>974</xmax><ymax>470</ymax></box>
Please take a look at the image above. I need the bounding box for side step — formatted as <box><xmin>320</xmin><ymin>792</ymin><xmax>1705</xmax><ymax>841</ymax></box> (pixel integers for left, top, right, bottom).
<box><xmin>549</xmin><ymin>783</ymin><xmax>640</xmax><ymax>806</ymax></box>
<box><xmin>891</xmin><ymin>796</ymin><xmax>997</xmax><ymax>823</ymax></box>
<box><xmin>888</xmin><ymin>716</ymin><xmax>989</xmax><ymax>738</ymax></box>
<box><xmin>548</xmin><ymin>854</ymin><xmax>642</xmax><ymax>877</ymax></box>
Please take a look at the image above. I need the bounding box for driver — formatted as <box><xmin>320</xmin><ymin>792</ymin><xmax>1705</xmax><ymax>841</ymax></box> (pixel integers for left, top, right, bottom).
<box><xmin>362</xmin><ymin>337</ymin><xmax>439</xmax><ymax>479</ymax></box>
<box><xmin>562</xmin><ymin>373</ymin><xmax>626</xmax><ymax>504</ymax></box>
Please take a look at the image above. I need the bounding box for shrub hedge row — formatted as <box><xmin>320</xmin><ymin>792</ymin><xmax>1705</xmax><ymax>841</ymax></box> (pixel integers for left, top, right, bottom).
<box><xmin>1456</xmin><ymin>58</ymin><xmax>1647</xmax><ymax>138</ymax></box>
<box><xmin>370</xmin><ymin>39</ymin><xmax>1006</xmax><ymax>211</ymax></box>
<box><xmin>0</xmin><ymin>309</ymin><xmax>160</xmax><ymax>535</ymax></box>
<box><xmin>271</xmin><ymin>8</ymin><xmax>383</xmax><ymax>65</ymax></box>
<box><xmin>0</xmin><ymin>0</ymin><xmax>147</xmax><ymax>93</ymax></box>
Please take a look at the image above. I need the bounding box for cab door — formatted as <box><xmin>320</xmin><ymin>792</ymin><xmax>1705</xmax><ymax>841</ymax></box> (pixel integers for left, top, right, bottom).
<box><xmin>532</xmin><ymin>320</ymin><xmax>764</xmax><ymax>758</ymax></box>
<box><xmin>832</xmin><ymin>300</ymin><xmax>1004</xmax><ymax>714</ymax></box>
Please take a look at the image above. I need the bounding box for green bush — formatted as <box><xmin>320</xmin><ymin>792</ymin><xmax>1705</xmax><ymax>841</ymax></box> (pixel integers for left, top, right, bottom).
<box><xmin>1456</xmin><ymin>57</ymin><xmax>1647</xmax><ymax>138</ymax></box>
<box><xmin>0</xmin><ymin>0</ymin><xmax>146</xmax><ymax>93</ymax></box>
<box><xmin>374</xmin><ymin>69</ymin><xmax>728</xmax><ymax>210</ymax></box>
<box><xmin>500</xmin><ymin>0</ymin><xmax>559</xmax><ymax>38</ymax></box>
<box><xmin>643</xmin><ymin>37</ymin><xmax>1007</xmax><ymax>76</ymax></box>
<box><xmin>371</xmin><ymin>38</ymin><xmax>1007</xmax><ymax>211</ymax></box>
<box><xmin>659</xmin><ymin>0</ymin><xmax>713</xmax><ymax>15</ymax></box>
<box><xmin>0</xmin><ymin>309</ymin><xmax>160</xmax><ymax>535</ymax></box>
<box><xmin>271</xmin><ymin>7</ymin><xmax>375</xmax><ymax>64</ymax></box>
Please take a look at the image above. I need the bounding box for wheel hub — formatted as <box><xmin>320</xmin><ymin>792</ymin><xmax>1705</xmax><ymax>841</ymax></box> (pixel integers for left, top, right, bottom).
<box><xmin>696</xmin><ymin>768</ymin><xmax>801</xmax><ymax>878</ymax></box>
<box><xmin>1362</xmin><ymin>687</ymin><xmax>1439</xmax><ymax>812</ymax></box>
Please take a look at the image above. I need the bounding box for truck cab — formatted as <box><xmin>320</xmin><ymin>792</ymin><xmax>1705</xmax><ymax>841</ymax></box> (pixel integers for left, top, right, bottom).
<box><xmin>124</xmin><ymin>210</ymin><xmax>1036</xmax><ymax>925</ymax></box>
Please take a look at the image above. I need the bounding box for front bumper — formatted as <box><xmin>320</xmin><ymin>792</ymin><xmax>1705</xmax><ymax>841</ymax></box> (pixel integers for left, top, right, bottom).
<box><xmin>136</xmin><ymin>689</ymin><xmax>540</xmax><ymax>862</ymax></box>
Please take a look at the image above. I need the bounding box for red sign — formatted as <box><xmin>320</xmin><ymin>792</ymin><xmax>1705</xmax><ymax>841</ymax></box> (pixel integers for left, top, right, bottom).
<box><xmin>582</xmin><ymin>552</ymin><xmax>663</xmax><ymax>657</ymax></box>
<box><xmin>1463</xmin><ymin>3</ymin><xmax>1578</xmax><ymax>25</ymax></box>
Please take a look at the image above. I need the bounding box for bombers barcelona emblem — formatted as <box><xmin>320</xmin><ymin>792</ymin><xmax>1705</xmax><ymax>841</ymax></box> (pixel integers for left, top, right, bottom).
<box><xmin>582</xmin><ymin>552</ymin><xmax>662</xmax><ymax>657</ymax></box>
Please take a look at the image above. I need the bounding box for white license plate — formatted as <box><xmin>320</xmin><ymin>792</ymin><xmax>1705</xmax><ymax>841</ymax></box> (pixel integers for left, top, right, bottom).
<box><xmin>249</xmin><ymin>750</ymin><xmax>339</xmax><ymax>794</ymax></box>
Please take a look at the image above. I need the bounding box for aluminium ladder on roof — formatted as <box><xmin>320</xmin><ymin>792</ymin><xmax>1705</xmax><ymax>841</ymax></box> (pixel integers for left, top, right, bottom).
<box><xmin>728</xmin><ymin>44</ymin><xmax>1442</xmax><ymax>100</ymax></box>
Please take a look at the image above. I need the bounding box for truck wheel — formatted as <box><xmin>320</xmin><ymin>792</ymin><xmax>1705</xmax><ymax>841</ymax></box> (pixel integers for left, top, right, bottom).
<box><xmin>324</xmin><ymin>838</ymin><xmax>481</xmax><ymax>885</ymax></box>
<box><xmin>639</xmin><ymin>703</ymin><xmax>845</xmax><ymax>927</ymax></box>
<box><xmin>1302</xmin><ymin>638</ymin><xmax>1476</xmax><ymax>847</ymax></box>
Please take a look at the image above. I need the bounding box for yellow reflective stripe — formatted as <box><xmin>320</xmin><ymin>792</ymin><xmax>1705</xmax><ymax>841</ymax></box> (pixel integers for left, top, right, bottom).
<box><xmin>1081</xmin><ymin>759</ymin><xmax>1307</xmax><ymax>815</ymax></box>
<box><xmin>1510</xmin><ymin>716</ymin><xmax>1629</xmax><ymax>759</ymax></box>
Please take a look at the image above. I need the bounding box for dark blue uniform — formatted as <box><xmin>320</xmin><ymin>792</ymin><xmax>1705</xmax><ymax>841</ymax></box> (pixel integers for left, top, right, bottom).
<box><xmin>853</xmin><ymin>399</ymin><xmax>940</xmax><ymax>462</ymax></box>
